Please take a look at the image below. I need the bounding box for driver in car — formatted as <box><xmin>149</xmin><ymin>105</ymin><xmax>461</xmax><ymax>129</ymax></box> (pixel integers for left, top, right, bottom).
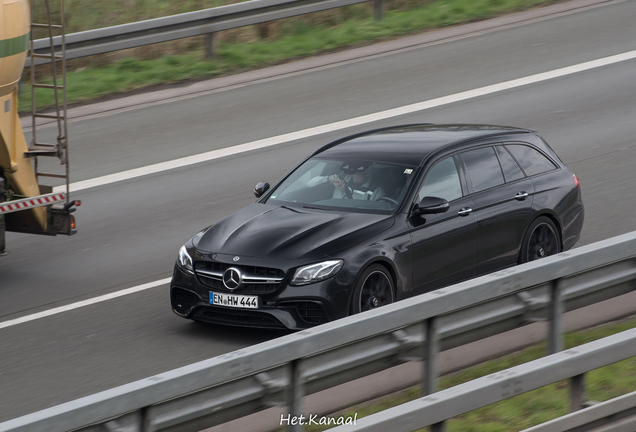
<box><xmin>309</xmin><ymin>170</ymin><xmax>385</xmax><ymax>201</ymax></box>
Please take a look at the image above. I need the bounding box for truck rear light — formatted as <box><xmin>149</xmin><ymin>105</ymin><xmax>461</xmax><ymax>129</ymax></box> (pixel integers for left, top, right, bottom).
<box><xmin>70</xmin><ymin>215</ymin><xmax>76</xmax><ymax>230</ymax></box>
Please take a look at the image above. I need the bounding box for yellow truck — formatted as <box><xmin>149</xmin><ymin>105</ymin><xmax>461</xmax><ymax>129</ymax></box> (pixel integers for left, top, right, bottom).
<box><xmin>0</xmin><ymin>0</ymin><xmax>78</xmax><ymax>256</ymax></box>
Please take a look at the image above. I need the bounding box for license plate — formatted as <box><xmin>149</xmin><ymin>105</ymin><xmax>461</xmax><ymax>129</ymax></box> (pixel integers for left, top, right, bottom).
<box><xmin>209</xmin><ymin>292</ymin><xmax>259</xmax><ymax>309</ymax></box>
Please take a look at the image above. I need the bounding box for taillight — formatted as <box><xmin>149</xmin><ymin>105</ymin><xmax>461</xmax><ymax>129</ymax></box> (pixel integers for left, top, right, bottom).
<box><xmin>573</xmin><ymin>174</ymin><xmax>580</xmax><ymax>189</ymax></box>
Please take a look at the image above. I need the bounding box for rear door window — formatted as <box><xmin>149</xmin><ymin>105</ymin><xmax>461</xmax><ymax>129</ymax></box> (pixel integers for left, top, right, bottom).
<box><xmin>505</xmin><ymin>144</ymin><xmax>557</xmax><ymax>176</ymax></box>
<box><xmin>461</xmin><ymin>147</ymin><xmax>505</xmax><ymax>193</ymax></box>
<box><xmin>495</xmin><ymin>146</ymin><xmax>525</xmax><ymax>182</ymax></box>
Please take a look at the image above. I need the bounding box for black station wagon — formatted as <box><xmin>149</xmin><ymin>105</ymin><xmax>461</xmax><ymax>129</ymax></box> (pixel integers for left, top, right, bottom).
<box><xmin>171</xmin><ymin>124</ymin><xmax>584</xmax><ymax>330</ymax></box>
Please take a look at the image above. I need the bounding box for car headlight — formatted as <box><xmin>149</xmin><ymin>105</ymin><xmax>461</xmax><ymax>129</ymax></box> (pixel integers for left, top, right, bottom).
<box><xmin>291</xmin><ymin>260</ymin><xmax>343</xmax><ymax>286</ymax></box>
<box><xmin>177</xmin><ymin>245</ymin><xmax>194</xmax><ymax>274</ymax></box>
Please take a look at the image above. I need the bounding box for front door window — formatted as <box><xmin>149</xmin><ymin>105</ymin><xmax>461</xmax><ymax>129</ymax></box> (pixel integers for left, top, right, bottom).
<box><xmin>417</xmin><ymin>156</ymin><xmax>462</xmax><ymax>202</ymax></box>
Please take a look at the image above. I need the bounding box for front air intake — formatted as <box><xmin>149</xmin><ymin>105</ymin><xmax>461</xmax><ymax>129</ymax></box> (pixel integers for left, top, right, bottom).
<box><xmin>171</xmin><ymin>287</ymin><xmax>200</xmax><ymax>315</ymax></box>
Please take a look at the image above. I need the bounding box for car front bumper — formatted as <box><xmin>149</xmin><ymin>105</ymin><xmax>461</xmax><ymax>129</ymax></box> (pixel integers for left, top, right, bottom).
<box><xmin>170</xmin><ymin>260</ymin><xmax>354</xmax><ymax>330</ymax></box>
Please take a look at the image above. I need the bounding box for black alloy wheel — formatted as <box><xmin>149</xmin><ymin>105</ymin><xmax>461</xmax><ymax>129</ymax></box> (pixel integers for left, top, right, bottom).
<box><xmin>351</xmin><ymin>264</ymin><xmax>395</xmax><ymax>314</ymax></box>
<box><xmin>520</xmin><ymin>216</ymin><xmax>561</xmax><ymax>263</ymax></box>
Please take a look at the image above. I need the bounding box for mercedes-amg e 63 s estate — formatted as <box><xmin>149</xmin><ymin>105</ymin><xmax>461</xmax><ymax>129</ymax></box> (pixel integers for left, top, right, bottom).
<box><xmin>170</xmin><ymin>125</ymin><xmax>584</xmax><ymax>330</ymax></box>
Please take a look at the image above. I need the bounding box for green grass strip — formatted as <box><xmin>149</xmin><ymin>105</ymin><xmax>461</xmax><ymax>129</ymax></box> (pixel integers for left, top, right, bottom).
<box><xmin>292</xmin><ymin>318</ymin><xmax>636</xmax><ymax>432</ymax></box>
<box><xmin>20</xmin><ymin>0</ymin><xmax>563</xmax><ymax>111</ymax></box>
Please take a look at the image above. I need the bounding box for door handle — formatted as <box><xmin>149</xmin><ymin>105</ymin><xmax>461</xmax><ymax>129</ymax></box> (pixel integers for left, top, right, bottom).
<box><xmin>458</xmin><ymin>207</ymin><xmax>473</xmax><ymax>216</ymax></box>
<box><xmin>515</xmin><ymin>191</ymin><xmax>529</xmax><ymax>201</ymax></box>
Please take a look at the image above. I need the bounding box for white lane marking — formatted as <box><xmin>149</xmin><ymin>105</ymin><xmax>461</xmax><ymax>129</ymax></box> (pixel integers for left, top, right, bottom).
<box><xmin>0</xmin><ymin>278</ymin><xmax>171</xmax><ymax>331</ymax></box>
<box><xmin>54</xmin><ymin>49</ymin><xmax>636</xmax><ymax>194</ymax></box>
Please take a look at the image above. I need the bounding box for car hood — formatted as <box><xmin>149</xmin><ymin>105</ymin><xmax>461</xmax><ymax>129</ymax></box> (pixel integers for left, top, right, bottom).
<box><xmin>195</xmin><ymin>203</ymin><xmax>394</xmax><ymax>259</ymax></box>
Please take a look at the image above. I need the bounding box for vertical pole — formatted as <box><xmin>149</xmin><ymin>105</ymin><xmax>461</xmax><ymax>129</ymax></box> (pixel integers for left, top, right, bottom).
<box><xmin>422</xmin><ymin>317</ymin><xmax>439</xmax><ymax>395</ymax></box>
<box><xmin>61</xmin><ymin>0</ymin><xmax>70</xmax><ymax>195</ymax></box>
<box><xmin>288</xmin><ymin>359</ymin><xmax>304</xmax><ymax>432</ymax></box>
<box><xmin>30</xmin><ymin>0</ymin><xmax>37</xmax><ymax>151</ymax></box>
<box><xmin>43</xmin><ymin>0</ymin><xmax>62</xmax><ymax>138</ymax></box>
<box><xmin>547</xmin><ymin>279</ymin><xmax>563</xmax><ymax>354</ymax></box>
<box><xmin>570</xmin><ymin>374</ymin><xmax>586</xmax><ymax>412</ymax></box>
<box><xmin>205</xmin><ymin>33</ymin><xmax>215</xmax><ymax>59</ymax></box>
<box><xmin>374</xmin><ymin>0</ymin><xmax>383</xmax><ymax>21</ymax></box>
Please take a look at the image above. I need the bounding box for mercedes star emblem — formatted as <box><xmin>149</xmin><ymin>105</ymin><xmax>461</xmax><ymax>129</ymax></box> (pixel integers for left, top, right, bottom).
<box><xmin>223</xmin><ymin>267</ymin><xmax>242</xmax><ymax>290</ymax></box>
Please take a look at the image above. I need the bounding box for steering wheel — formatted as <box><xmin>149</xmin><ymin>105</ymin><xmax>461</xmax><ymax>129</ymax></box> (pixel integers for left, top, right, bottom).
<box><xmin>341</xmin><ymin>185</ymin><xmax>353</xmax><ymax>199</ymax></box>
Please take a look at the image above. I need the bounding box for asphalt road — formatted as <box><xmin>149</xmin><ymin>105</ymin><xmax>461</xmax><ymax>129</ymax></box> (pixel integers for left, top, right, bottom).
<box><xmin>2</xmin><ymin>0</ymin><xmax>636</xmax><ymax>423</ymax></box>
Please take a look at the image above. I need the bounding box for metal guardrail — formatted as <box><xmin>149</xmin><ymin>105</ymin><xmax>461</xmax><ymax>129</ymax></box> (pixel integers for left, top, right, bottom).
<box><xmin>1</xmin><ymin>230</ymin><xmax>636</xmax><ymax>432</ymax></box>
<box><xmin>27</xmin><ymin>0</ymin><xmax>383</xmax><ymax>66</ymax></box>
<box><xmin>521</xmin><ymin>390</ymin><xmax>636</xmax><ymax>432</ymax></box>
<box><xmin>328</xmin><ymin>327</ymin><xmax>636</xmax><ymax>432</ymax></box>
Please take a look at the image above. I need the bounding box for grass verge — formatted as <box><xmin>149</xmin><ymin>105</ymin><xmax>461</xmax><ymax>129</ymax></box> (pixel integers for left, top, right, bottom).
<box><xmin>291</xmin><ymin>318</ymin><xmax>636</xmax><ymax>432</ymax></box>
<box><xmin>21</xmin><ymin>0</ymin><xmax>566</xmax><ymax>112</ymax></box>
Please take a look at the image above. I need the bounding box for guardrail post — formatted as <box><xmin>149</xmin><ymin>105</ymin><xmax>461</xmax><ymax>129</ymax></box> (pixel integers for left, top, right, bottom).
<box><xmin>374</xmin><ymin>0</ymin><xmax>383</xmax><ymax>21</ymax></box>
<box><xmin>570</xmin><ymin>373</ymin><xmax>586</xmax><ymax>412</ymax></box>
<box><xmin>547</xmin><ymin>279</ymin><xmax>564</xmax><ymax>354</ymax></box>
<box><xmin>140</xmin><ymin>406</ymin><xmax>155</xmax><ymax>432</ymax></box>
<box><xmin>431</xmin><ymin>421</ymin><xmax>447</xmax><ymax>432</ymax></box>
<box><xmin>287</xmin><ymin>359</ymin><xmax>305</xmax><ymax>432</ymax></box>
<box><xmin>205</xmin><ymin>33</ymin><xmax>215</xmax><ymax>58</ymax></box>
<box><xmin>422</xmin><ymin>317</ymin><xmax>439</xmax><ymax>395</ymax></box>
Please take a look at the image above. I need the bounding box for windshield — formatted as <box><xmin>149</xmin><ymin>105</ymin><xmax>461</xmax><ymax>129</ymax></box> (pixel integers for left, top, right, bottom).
<box><xmin>265</xmin><ymin>157</ymin><xmax>417</xmax><ymax>213</ymax></box>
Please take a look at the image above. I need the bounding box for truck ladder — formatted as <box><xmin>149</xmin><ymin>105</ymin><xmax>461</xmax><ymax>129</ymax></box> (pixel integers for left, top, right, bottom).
<box><xmin>25</xmin><ymin>0</ymin><xmax>69</xmax><ymax>204</ymax></box>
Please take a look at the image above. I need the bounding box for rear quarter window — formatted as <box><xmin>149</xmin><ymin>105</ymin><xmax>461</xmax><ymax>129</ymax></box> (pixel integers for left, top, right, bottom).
<box><xmin>495</xmin><ymin>146</ymin><xmax>525</xmax><ymax>183</ymax></box>
<box><xmin>505</xmin><ymin>144</ymin><xmax>558</xmax><ymax>177</ymax></box>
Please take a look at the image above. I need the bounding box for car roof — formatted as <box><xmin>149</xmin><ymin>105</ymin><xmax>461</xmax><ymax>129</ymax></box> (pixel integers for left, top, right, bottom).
<box><xmin>314</xmin><ymin>124</ymin><xmax>533</xmax><ymax>166</ymax></box>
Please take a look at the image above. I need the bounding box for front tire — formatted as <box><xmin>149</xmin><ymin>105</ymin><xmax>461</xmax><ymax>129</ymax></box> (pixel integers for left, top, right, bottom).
<box><xmin>350</xmin><ymin>264</ymin><xmax>395</xmax><ymax>314</ymax></box>
<box><xmin>519</xmin><ymin>216</ymin><xmax>561</xmax><ymax>264</ymax></box>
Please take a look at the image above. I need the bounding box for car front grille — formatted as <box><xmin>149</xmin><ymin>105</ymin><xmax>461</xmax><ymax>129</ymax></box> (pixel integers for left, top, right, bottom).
<box><xmin>194</xmin><ymin>262</ymin><xmax>286</xmax><ymax>295</ymax></box>
<box><xmin>190</xmin><ymin>307</ymin><xmax>287</xmax><ymax>329</ymax></box>
<box><xmin>171</xmin><ymin>287</ymin><xmax>200</xmax><ymax>314</ymax></box>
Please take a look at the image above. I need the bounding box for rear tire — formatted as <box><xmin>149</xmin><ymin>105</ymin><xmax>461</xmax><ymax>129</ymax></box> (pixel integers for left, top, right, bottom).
<box><xmin>350</xmin><ymin>264</ymin><xmax>395</xmax><ymax>314</ymax></box>
<box><xmin>519</xmin><ymin>216</ymin><xmax>561</xmax><ymax>264</ymax></box>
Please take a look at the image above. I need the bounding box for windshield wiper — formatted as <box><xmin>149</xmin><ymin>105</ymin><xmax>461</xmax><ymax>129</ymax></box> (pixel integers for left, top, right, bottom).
<box><xmin>280</xmin><ymin>205</ymin><xmax>302</xmax><ymax>213</ymax></box>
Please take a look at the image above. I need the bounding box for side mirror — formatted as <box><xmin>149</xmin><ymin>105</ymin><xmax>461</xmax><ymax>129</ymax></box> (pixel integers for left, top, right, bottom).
<box><xmin>254</xmin><ymin>182</ymin><xmax>270</xmax><ymax>198</ymax></box>
<box><xmin>411</xmin><ymin>196</ymin><xmax>449</xmax><ymax>218</ymax></box>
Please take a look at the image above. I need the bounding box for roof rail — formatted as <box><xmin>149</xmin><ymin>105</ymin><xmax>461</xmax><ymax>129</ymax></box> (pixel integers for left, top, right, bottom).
<box><xmin>311</xmin><ymin>123</ymin><xmax>435</xmax><ymax>157</ymax></box>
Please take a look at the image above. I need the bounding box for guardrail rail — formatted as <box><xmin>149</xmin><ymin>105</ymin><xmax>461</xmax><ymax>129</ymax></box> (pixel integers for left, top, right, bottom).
<box><xmin>27</xmin><ymin>0</ymin><xmax>386</xmax><ymax>66</ymax></box>
<box><xmin>329</xmin><ymin>327</ymin><xmax>636</xmax><ymax>432</ymax></box>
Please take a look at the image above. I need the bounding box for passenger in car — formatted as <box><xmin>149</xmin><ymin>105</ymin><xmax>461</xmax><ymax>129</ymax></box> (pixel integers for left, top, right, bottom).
<box><xmin>308</xmin><ymin>170</ymin><xmax>385</xmax><ymax>201</ymax></box>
